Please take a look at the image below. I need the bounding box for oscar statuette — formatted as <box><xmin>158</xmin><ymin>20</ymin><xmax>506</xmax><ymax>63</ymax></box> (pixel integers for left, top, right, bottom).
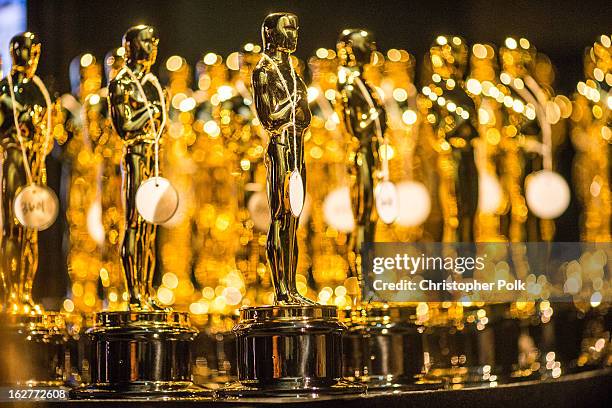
<box><xmin>71</xmin><ymin>26</ymin><xmax>207</xmax><ymax>399</ymax></box>
<box><xmin>0</xmin><ymin>32</ymin><xmax>67</xmax><ymax>387</ymax></box>
<box><xmin>220</xmin><ymin>13</ymin><xmax>364</xmax><ymax>397</ymax></box>
<box><xmin>336</xmin><ymin>29</ymin><xmax>434</xmax><ymax>390</ymax></box>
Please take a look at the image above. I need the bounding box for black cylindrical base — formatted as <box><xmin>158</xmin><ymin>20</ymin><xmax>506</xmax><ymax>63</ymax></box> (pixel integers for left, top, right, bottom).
<box><xmin>71</xmin><ymin>310</ymin><xmax>210</xmax><ymax>399</ymax></box>
<box><xmin>341</xmin><ymin>305</ymin><xmax>440</xmax><ymax>390</ymax></box>
<box><xmin>0</xmin><ymin>312</ymin><xmax>67</xmax><ymax>387</ymax></box>
<box><xmin>221</xmin><ymin>305</ymin><xmax>365</xmax><ymax>397</ymax></box>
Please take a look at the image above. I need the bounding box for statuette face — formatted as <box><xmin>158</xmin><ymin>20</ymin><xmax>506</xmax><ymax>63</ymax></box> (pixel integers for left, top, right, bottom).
<box><xmin>430</xmin><ymin>35</ymin><xmax>468</xmax><ymax>79</ymax></box>
<box><xmin>262</xmin><ymin>12</ymin><xmax>298</xmax><ymax>54</ymax></box>
<box><xmin>525</xmin><ymin>169</ymin><xmax>570</xmax><ymax>220</ymax></box>
<box><xmin>499</xmin><ymin>37</ymin><xmax>536</xmax><ymax>78</ymax></box>
<box><xmin>337</xmin><ymin>29</ymin><xmax>376</xmax><ymax>67</ymax></box>
<box><xmin>9</xmin><ymin>31</ymin><xmax>41</xmax><ymax>78</ymax></box>
<box><xmin>104</xmin><ymin>47</ymin><xmax>126</xmax><ymax>82</ymax></box>
<box><xmin>123</xmin><ymin>25</ymin><xmax>159</xmax><ymax>72</ymax></box>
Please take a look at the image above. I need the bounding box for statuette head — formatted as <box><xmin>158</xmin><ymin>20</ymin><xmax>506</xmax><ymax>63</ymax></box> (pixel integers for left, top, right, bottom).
<box><xmin>337</xmin><ymin>29</ymin><xmax>376</xmax><ymax>68</ymax></box>
<box><xmin>9</xmin><ymin>32</ymin><xmax>41</xmax><ymax>78</ymax></box>
<box><xmin>429</xmin><ymin>35</ymin><xmax>468</xmax><ymax>79</ymax></box>
<box><xmin>585</xmin><ymin>34</ymin><xmax>611</xmax><ymax>82</ymax></box>
<box><xmin>104</xmin><ymin>47</ymin><xmax>126</xmax><ymax>83</ymax></box>
<box><xmin>499</xmin><ymin>37</ymin><xmax>536</xmax><ymax>78</ymax></box>
<box><xmin>262</xmin><ymin>12</ymin><xmax>299</xmax><ymax>54</ymax></box>
<box><xmin>123</xmin><ymin>25</ymin><xmax>159</xmax><ymax>72</ymax></box>
<box><xmin>69</xmin><ymin>53</ymin><xmax>102</xmax><ymax>98</ymax></box>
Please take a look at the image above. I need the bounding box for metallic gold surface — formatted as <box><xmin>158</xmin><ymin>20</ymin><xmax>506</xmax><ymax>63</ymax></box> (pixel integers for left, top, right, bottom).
<box><xmin>0</xmin><ymin>32</ymin><xmax>67</xmax><ymax>388</ymax></box>
<box><xmin>304</xmin><ymin>49</ymin><xmax>352</xmax><ymax>297</ymax></box>
<box><xmin>0</xmin><ymin>312</ymin><xmax>67</xmax><ymax>386</ymax></box>
<box><xmin>571</xmin><ymin>35</ymin><xmax>611</xmax><ymax>241</ymax></box>
<box><xmin>189</xmin><ymin>52</ymin><xmax>246</xmax><ymax>312</ymax></box>
<box><xmin>74</xmin><ymin>310</ymin><xmax>201</xmax><ymax>398</ymax></box>
<box><xmin>98</xmin><ymin>48</ymin><xmax>126</xmax><ymax>310</ymax></box>
<box><xmin>192</xmin><ymin>314</ymin><xmax>237</xmax><ymax>387</ymax></box>
<box><xmin>226</xmin><ymin>304</ymin><xmax>364</xmax><ymax>396</ymax></box>
<box><xmin>74</xmin><ymin>26</ymin><xmax>204</xmax><ymax>399</ymax></box>
<box><xmin>108</xmin><ymin>25</ymin><xmax>163</xmax><ymax>311</ymax></box>
<box><xmin>58</xmin><ymin>53</ymin><xmax>105</xmax><ymax>313</ymax></box>
<box><xmin>498</xmin><ymin>37</ymin><xmax>567</xmax><ymax>242</ymax></box>
<box><xmin>467</xmin><ymin>43</ymin><xmax>506</xmax><ymax>242</ymax></box>
<box><xmin>378</xmin><ymin>48</ymin><xmax>432</xmax><ymax>241</ymax></box>
<box><xmin>158</xmin><ymin>55</ymin><xmax>197</xmax><ymax>308</ymax></box>
<box><xmin>421</xmin><ymin>35</ymin><xmax>479</xmax><ymax>242</ymax></box>
<box><xmin>0</xmin><ymin>32</ymin><xmax>50</xmax><ymax>314</ymax></box>
<box><xmin>341</xmin><ymin>304</ymin><xmax>435</xmax><ymax>390</ymax></box>
<box><xmin>498</xmin><ymin>39</ymin><xmax>540</xmax><ymax>242</ymax></box>
<box><xmin>226</xmin><ymin>14</ymin><xmax>362</xmax><ymax>397</ymax></box>
<box><xmin>232</xmin><ymin>45</ymin><xmax>270</xmax><ymax>305</ymax></box>
<box><xmin>336</xmin><ymin>29</ymin><xmax>386</xmax><ymax>299</ymax></box>
<box><xmin>252</xmin><ymin>12</ymin><xmax>313</xmax><ymax>305</ymax></box>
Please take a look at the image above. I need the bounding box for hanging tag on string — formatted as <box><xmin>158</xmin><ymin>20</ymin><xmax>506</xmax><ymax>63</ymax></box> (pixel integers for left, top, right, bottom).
<box><xmin>262</xmin><ymin>53</ymin><xmax>305</xmax><ymax>218</ymax></box>
<box><xmin>87</xmin><ymin>201</ymin><xmax>105</xmax><ymax>245</ymax></box>
<box><xmin>13</xmin><ymin>184</ymin><xmax>59</xmax><ymax>231</ymax></box>
<box><xmin>514</xmin><ymin>75</ymin><xmax>570</xmax><ymax>220</ymax></box>
<box><xmin>353</xmin><ymin>75</ymin><xmax>398</xmax><ymax>225</ymax></box>
<box><xmin>124</xmin><ymin>68</ymin><xmax>179</xmax><ymax>224</ymax></box>
<box><xmin>375</xmin><ymin>180</ymin><xmax>399</xmax><ymax>224</ymax></box>
<box><xmin>136</xmin><ymin>177</ymin><xmax>179</xmax><ymax>224</ymax></box>
<box><xmin>396</xmin><ymin>180</ymin><xmax>430</xmax><ymax>227</ymax></box>
<box><xmin>323</xmin><ymin>186</ymin><xmax>355</xmax><ymax>232</ymax></box>
<box><xmin>478</xmin><ymin>172</ymin><xmax>503</xmax><ymax>215</ymax></box>
<box><xmin>6</xmin><ymin>73</ymin><xmax>59</xmax><ymax>231</ymax></box>
<box><xmin>525</xmin><ymin>169</ymin><xmax>570</xmax><ymax>219</ymax></box>
<box><xmin>288</xmin><ymin>170</ymin><xmax>304</xmax><ymax>217</ymax></box>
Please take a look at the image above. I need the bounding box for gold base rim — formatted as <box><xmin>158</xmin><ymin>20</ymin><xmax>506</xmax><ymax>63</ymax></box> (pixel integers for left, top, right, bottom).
<box><xmin>92</xmin><ymin>310</ymin><xmax>193</xmax><ymax>329</ymax></box>
<box><xmin>238</xmin><ymin>304</ymin><xmax>338</xmax><ymax>322</ymax></box>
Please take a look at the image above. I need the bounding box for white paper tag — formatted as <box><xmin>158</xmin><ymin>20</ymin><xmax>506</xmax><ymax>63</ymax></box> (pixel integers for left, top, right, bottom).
<box><xmin>478</xmin><ymin>172</ymin><xmax>503</xmax><ymax>215</ymax></box>
<box><xmin>375</xmin><ymin>180</ymin><xmax>399</xmax><ymax>225</ymax></box>
<box><xmin>525</xmin><ymin>170</ymin><xmax>570</xmax><ymax>219</ymax></box>
<box><xmin>323</xmin><ymin>186</ymin><xmax>355</xmax><ymax>233</ymax></box>
<box><xmin>288</xmin><ymin>170</ymin><xmax>304</xmax><ymax>218</ymax></box>
<box><xmin>13</xmin><ymin>184</ymin><xmax>59</xmax><ymax>231</ymax></box>
<box><xmin>247</xmin><ymin>191</ymin><xmax>272</xmax><ymax>233</ymax></box>
<box><xmin>87</xmin><ymin>201</ymin><xmax>105</xmax><ymax>245</ymax></box>
<box><xmin>135</xmin><ymin>177</ymin><xmax>179</xmax><ymax>224</ymax></box>
<box><xmin>396</xmin><ymin>180</ymin><xmax>431</xmax><ymax>227</ymax></box>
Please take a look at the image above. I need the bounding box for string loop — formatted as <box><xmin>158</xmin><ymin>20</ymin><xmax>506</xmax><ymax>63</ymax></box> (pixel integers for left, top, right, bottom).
<box><xmin>350</xmin><ymin>72</ymin><xmax>390</xmax><ymax>182</ymax></box>
<box><xmin>122</xmin><ymin>67</ymin><xmax>167</xmax><ymax>183</ymax></box>
<box><xmin>6</xmin><ymin>73</ymin><xmax>53</xmax><ymax>186</ymax></box>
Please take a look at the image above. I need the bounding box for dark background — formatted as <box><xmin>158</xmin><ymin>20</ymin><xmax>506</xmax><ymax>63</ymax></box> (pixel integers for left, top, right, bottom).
<box><xmin>26</xmin><ymin>0</ymin><xmax>611</xmax><ymax>94</ymax></box>
<box><xmin>21</xmin><ymin>0</ymin><xmax>609</xmax><ymax>305</ymax></box>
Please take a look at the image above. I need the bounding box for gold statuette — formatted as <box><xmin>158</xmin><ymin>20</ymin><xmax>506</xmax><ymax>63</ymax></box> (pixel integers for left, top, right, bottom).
<box><xmin>252</xmin><ymin>12</ymin><xmax>313</xmax><ymax>305</ymax></box>
<box><xmin>571</xmin><ymin>35</ymin><xmax>611</xmax><ymax>241</ymax></box>
<box><xmin>108</xmin><ymin>25</ymin><xmax>165</xmax><ymax>311</ymax></box>
<box><xmin>423</xmin><ymin>35</ymin><xmax>479</xmax><ymax>242</ymax></box>
<box><xmin>224</xmin><ymin>14</ymin><xmax>362</xmax><ymax>397</ymax></box>
<box><xmin>336</xmin><ymin>29</ymin><xmax>387</xmax><ymax>300</ymax></box>
<box><xmin>0</xmin><ymin>32</ymin><xmax>66</xmax><ymax>387</ymax></box>
<box><xmin>73</xmin><ymin>26</ymin><xmax>202</xmax><ymax>399</ymax></box>
<box><xmin>0</xmin><ymin>32</ymin><xmax>56</xmax><ymax>313</ymax></box>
